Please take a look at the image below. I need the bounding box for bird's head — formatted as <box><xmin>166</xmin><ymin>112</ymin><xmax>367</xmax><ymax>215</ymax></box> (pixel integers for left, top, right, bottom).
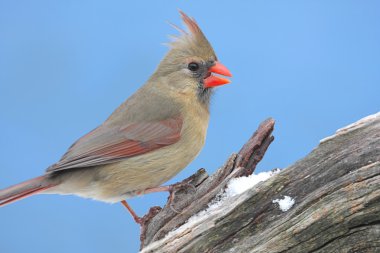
<box><xmin>154</xmin><ymin>11</ymin><xmax>232</xmax><ymax>105</ymax></box>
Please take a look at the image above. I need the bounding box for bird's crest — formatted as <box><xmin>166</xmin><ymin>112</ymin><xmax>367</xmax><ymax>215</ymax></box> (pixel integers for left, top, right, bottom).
<box><xmin>166</xmin><ymin>11</ymin><xmax>216</xmax><ymax>60</ymax></box>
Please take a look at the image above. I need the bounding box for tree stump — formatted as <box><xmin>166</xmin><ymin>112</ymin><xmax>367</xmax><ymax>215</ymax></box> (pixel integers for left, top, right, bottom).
<box><xmin>140</xmin><ymin>113</ymin><xmax>380</xmax><ymax>253</ymax></box>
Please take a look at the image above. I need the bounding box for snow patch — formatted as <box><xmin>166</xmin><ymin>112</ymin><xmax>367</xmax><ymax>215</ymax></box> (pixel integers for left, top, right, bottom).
<box><xmin>179</xmin><ymin>169</ymin><xmax>281</xmax><ymax>229</ymax></box>
<box><xmin>225</xmin><ymin>168</ymin><xmax>281</xmax><ymax>197</ymax></box>
<box><xmin>184</xmin><ymin>169</ymin><xmax>282</xmax><ymax>227</ymax></box>
<box><xmin>272</xmin><ymin>196</ymin><xmax>295</xmax><ymax>212</ymax></box>
<box><xmin>140</xmin><ymin>169</ymin><xmax>282</xmax><ymax>253</ymax></box>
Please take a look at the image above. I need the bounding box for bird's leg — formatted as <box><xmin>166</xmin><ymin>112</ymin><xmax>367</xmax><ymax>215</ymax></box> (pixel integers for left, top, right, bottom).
<box><xmin>140</xmin><ymin>185</ymin><xmax>171</xmax><ymax>194</ymax></box>
<box><xmin>141</xmin><ymin>182</ymin><xmax>196</xmax><ymax>196</ymax></box>
<box><xmin>123</xmin><ymin>183</ymin><xmax>196</xmax><ymax>223</ymax></box>
<box><xmin>120</xmin><ymin>200</ymin><xmax>143</xmax><ymax>225</ymax></box>
<box><xmin>121</xmin><ymin>187</ymin><xmax>173</xmax><ymax>224</ymax></box>
<box><xmin>139</xmin><ymin>182</ymin><xmax>197</xmax><ymax>213</ymax></box>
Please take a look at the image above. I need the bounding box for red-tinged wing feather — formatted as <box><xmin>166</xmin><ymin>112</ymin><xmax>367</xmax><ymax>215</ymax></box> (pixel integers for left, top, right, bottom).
<box><xmin>46</xmin><ymin>116</ymin><xmax>183</xmax><ymax>173</ymax></box>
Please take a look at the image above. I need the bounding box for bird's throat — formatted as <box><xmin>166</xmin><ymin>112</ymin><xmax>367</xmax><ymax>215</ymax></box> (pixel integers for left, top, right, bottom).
<box><xmin>197</xmin><ymin>86</ymin><xmax>213</xmax><ymax>108</ymax></box>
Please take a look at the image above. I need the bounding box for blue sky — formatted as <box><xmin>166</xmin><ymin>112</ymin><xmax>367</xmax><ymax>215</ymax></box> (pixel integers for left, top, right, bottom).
<box><xmin>0</xmin><ymin>1</ymin><xmax>379</xmax><ymax>253</ymax></box>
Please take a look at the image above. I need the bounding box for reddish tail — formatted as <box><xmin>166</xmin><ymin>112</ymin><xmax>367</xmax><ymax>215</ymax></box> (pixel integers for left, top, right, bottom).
<box><xmin>0</xmin><ymin>176</ymin><xmax>56</xmax><ymax>207</ymax></box>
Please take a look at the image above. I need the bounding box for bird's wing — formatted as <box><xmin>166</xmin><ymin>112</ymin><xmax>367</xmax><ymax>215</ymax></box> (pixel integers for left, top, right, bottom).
<box><xmin>46</xmin><ymin>116</ymin><xmax>183</xmax><ymax>173</ymax></box>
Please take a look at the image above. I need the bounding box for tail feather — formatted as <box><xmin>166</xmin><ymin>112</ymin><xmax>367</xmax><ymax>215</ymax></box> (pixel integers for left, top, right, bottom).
<box><xmin>0</xmin><ymin>176</ymin><xmax>56</xmax><ymax>207</ymax></box>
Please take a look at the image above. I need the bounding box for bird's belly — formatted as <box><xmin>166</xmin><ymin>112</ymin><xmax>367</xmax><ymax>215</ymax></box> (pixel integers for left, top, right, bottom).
<box><xmin>50</xmin><ymin>132</ymin><xmax>205</xmax><ymax>203</ymax></box>
<box><xmin>98</xmin><ymin>137</ymin><xmax>204</xmax><ymax>200</ymax></box>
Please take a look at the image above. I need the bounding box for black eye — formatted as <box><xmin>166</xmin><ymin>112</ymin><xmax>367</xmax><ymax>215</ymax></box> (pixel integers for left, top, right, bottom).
<box><xmin>188</xmin><ymin>62</ymin><xmax>200</xmax><ymax>72</ymax></box>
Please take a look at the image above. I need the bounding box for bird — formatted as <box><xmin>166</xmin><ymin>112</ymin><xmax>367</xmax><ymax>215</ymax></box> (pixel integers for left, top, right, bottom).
<box><xmin>0</xmin><ymin>11</ymin><xmax>232</xmax><ymax>223</ymax></box>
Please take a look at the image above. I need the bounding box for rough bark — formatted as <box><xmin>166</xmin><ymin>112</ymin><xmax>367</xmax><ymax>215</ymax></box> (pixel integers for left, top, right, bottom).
<box><xmin>140</xmin><ymin>113</ymin><xmax>380</xmax><ymax>253</ymax></box>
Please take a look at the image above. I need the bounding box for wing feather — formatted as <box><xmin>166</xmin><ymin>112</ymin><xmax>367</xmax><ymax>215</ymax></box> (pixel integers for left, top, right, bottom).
<box><xmin>46</xmin><ymin>116</ymin><xmax>183</xmax><ymax>173</ymax></box>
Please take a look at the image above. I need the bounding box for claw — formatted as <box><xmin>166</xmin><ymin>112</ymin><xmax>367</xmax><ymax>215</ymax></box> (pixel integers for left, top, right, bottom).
<box><xmin>137</xmin><ymin>182</ymin><xmax>198</xmax><ymax>215</ymax></box>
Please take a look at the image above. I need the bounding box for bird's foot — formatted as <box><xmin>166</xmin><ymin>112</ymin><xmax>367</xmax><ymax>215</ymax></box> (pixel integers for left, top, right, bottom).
<box><xmin>139</xmin><ymin>182</ymin><xmax>196</xmax><ymax>197</ymax></box>
<box><xmin>139</xmin><ymin>182</ymin><xmax>197</xmax><ymax>214</ymax></box>
<box><xmin>167</xmin><ymin>182</ymin><xmax>196</xmax><ymax>213</ymax></box>
<box><xmin>168</xmin><ymin>181</ymin><xmax>196</xmax><ymax>197</ymax></box>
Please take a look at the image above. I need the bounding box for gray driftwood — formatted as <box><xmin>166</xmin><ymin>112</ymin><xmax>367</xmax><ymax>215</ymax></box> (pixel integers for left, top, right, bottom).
<box><xmin>140</xmin><ymin>113</ymin><xmax>380</xmax><ymax>253</ymax></box>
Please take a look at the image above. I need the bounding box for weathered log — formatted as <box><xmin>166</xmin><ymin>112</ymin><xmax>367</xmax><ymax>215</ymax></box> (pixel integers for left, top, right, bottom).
<box><xmin>140</xmin><ymin>113</ymin><xmax>380</xmax><ymax>253</ymax></box>
<box><xmin>139</xmin><ymin>118</ymin><xmax>275</xmax><ymax>247</ymax></box>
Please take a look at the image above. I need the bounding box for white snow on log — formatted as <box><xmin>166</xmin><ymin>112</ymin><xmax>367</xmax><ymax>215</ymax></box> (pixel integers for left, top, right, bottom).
<box><xmin>225</xmin><ymin>168</ymin><xmax>281</xmax><ymax>197</ymax></box>
<box><xmin>272</xmin><ymin>196</ymin><xmax>295</xmax><ymax>212</ymax></box>
<box><xmin>182</xmin><ymin>169</ymin><xmax>282</xmax><ymax>228</ymax></box>
<box><xmin>174</xmin><ymin>169</ymin><xmax>282</xmax><ymax>230</ymax></box>
<box><xmin>140</xmin><ymin>169</ymin><xmax>281</xmax><ymax>253</ymax></box>
<box><xmin>320</xmin><ymin>112</ymin><xmax>380</xmax><ymax>143</ymax></box>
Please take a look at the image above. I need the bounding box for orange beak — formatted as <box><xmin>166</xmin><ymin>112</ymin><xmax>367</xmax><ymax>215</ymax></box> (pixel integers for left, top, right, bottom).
<box><xmin>203</xmin><ymin>61</ymin><xmax>232</xmax><ymax>88</ymax></box>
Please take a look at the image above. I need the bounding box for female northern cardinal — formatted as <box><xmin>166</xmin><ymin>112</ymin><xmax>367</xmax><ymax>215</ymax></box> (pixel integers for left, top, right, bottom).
<box><xmin>0</xmin><ymin>11</ymin><xmax>232</xmax><ymax>223</ymax></box>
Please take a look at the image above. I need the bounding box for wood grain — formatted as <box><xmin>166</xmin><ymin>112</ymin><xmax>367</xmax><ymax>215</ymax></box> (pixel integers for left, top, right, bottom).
<box><xmin>140</xmin><ymin>113</ymin><xmax>380</xmax><ymax>253</ymax></box>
